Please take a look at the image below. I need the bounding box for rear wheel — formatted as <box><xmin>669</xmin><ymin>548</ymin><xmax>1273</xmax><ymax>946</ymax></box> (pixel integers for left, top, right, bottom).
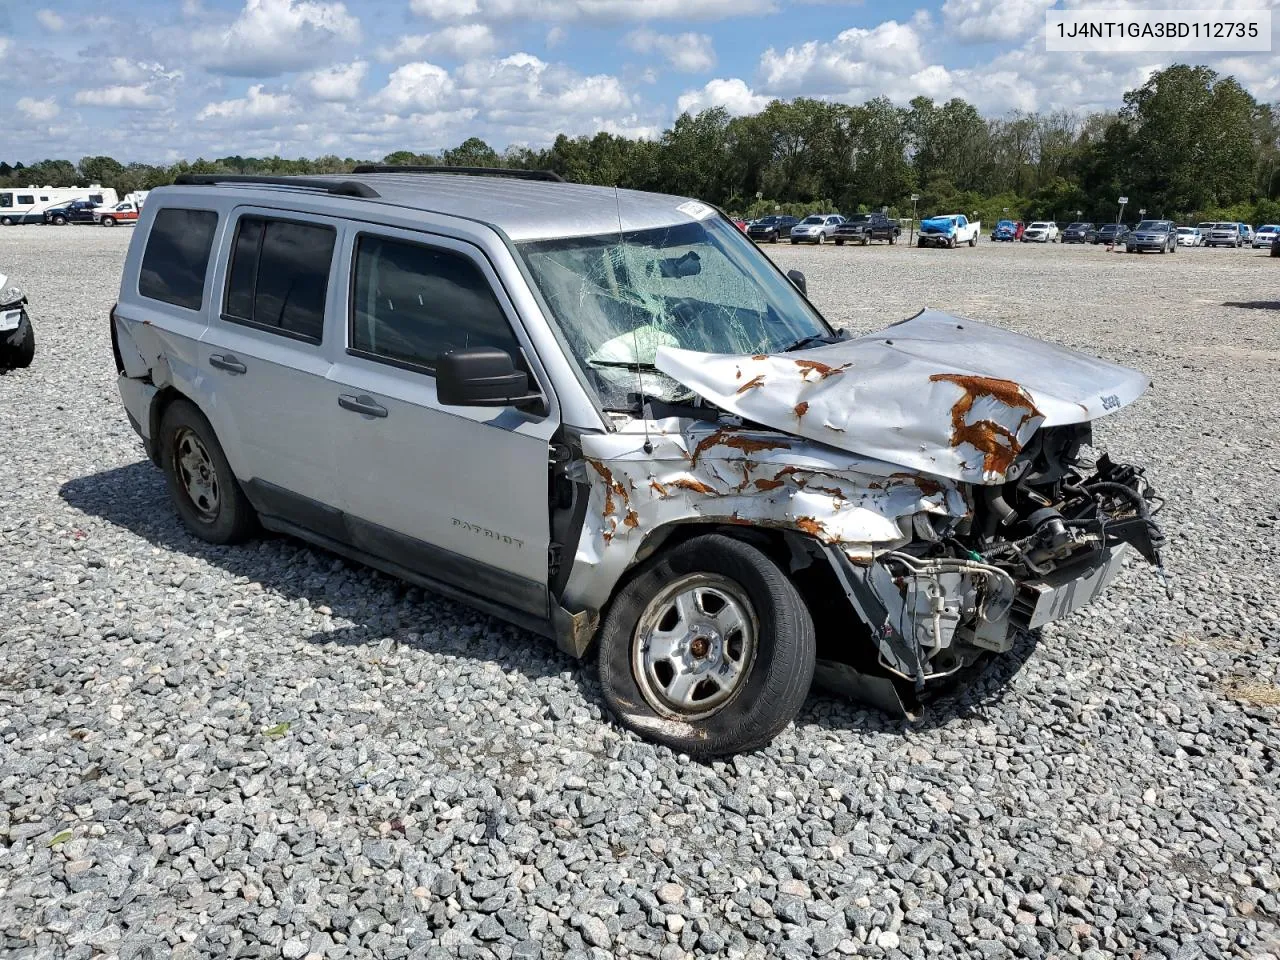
<box><xmin>159</xmin><ymin>399</ymin><xmax>257</xmax><ymax>544</ymax></box>
<box><xmin>0</xmin><ymin>217</ymin><xmax>14</xmax><ymax>227</ymax></box>
<box><xmin>597</xmin><ymin>534</ymin><xmax>816</xmax><ymax>757</ymax></box>
<box><xmin>968</xmin><ymin>235</ymin><xmax>977</xmax><ymax>247</ymax></box>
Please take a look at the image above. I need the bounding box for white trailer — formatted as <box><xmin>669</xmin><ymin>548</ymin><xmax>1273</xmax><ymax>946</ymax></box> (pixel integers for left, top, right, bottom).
<box><xmin>0</xmin><ymin>185</ymin><xmax>120</xmax><ymax>225</ymax></box>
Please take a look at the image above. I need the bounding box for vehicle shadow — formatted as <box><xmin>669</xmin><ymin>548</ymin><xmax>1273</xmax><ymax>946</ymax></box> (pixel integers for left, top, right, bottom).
<box><xmin>1222</xmin><ymin>300</ymin><xmax>1280</xmax><ymax>310</ymax></box>
<box><xmin>61</xmin><ymin>460</ymin><xmax>1037</xmax><ymax>742</ymax></box>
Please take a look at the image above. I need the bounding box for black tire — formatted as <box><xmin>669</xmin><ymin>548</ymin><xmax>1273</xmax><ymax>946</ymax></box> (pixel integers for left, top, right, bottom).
<box><xmin>790</xmin><ymin>239</ymin><xmax>798</xmax><ymax>245</ymax></box>
<box><xmin>834</xmin><ymin>239</ymin><xmax>843</xmax><ymax>247</ymax></box>
<box><xmin>888</xmin><ymin>234</ymin><xmax>896</xmax><ymax>245</ymax></box>
<box><xmin>769</xmin><ymin>233</ymin><xmax>778</xmax><ymax>244</ymax></box>
<box><xmin>159</xmin><ymin>399</ymin><xmax>257</xmax><ymax>545</ymax></box>
<box><xmin>968</xmin><ymin>235</ymin><xmax>977</xmax><ymax>247</ymax></box>
<box><xmin>816</xmin><ymin>233</ymin><xmax>825</xmax><ymax>245</ymax></box>
<box><xmin>52</xmin><ymin>215</ymin><xmax>67</xmax><ymax>226</ymax></box>
<box><xmin>0</xmin><ymin>217</ymin><xmax>14</xmax><ymax>227</ymax></box>
<box><xmin>597</xmin><ymin>534</ymin><xmax>816</xmax><ymax>757</ymax></box>
<box><xmin>917</xmin><ymin>238</ymin><xmax>925</xmax><ymax>247</ymax></box>
<box><xmin>2</xmin><ymin>321</ymin><xmax>34</xmax><ymax>369</ymax></box>
<box><xmin>102</xmin><ymin>216</ymin><xmax>117</xmax><ymax>227</ymax></box>
<box><xmin>948</xmin><ymin>236</ymin><xmax>956</xmax><ymax>248</ymax></box>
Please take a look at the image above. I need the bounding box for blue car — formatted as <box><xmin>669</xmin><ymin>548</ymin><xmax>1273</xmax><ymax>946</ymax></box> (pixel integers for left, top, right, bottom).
<box><xmin>992</xmin><ymin>220</ymin><xmax>1021</xmax><ymax>242</ymax></box>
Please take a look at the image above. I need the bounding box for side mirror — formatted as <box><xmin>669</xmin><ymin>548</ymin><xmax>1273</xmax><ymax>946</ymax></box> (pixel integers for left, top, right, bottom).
<box><xmin>435</xmin><ymin>348</ymin><xmax>543</xmax><ymax>411</ymax></box>
<box><xmin>786</xmin><ymin>269</ymin><xmax>808</xmax><ymax>296</ymax></box>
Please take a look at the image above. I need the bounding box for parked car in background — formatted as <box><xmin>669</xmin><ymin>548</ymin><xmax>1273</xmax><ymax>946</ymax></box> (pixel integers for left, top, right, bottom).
<box><xmin>1239</xmin><ymin>224</ymin><xmax>1254</xmax><ymax>245</ymax></box>
<box><xmin>1022</xmin><ymin>221</ymin><xmax>1059</xmax><ymax>243</ymax></box>
<box><xmin>1272</xmin><ymin>236</ymin><xmax>1280</xmax><ymax>257</ymax></box>
<box><xmin>110</xmin><ymin>170</ymin><xmax>1168</xmax><ymax>755</ymax></box>
<box><xmin>0</xmin><ymin>185</ymin><xmax>118</xmax><ymax>226</ymax></box>
<box><xmin>1249</xmin><ymin>224</ymin><xmax>1276</xmax><ymax>247</ymax></box>
<box><xmin>1126</xmin><ymin>220</ymin><xmax>1177</xmax><ymax>254</ymax></box>
<box><xmin>1196</xmin><ymin>221</ymin><xmax>1216</xmax><ymax>236</ymax></box>
<box><xmin>746</xmin><ymin>215</ymin><xmax>799</xmax><ymax>244</ymax></box>
<box><xmin>0</xmin><ymin>271</ymin><xmax>34</xmax><ymax>370</ymax></box>
<box><xmin>789</xmin><ymin>214</ymin><xmax>844</xmax><ymax>245</ymax></box>
<box><xmin>1061</xmin><ymin>222</ymin><xmax>1093</xmax><ymax>243</ymax></box>
<box><xmin>991</xmin><ymin>220</ymin><xmax>1023</xmax><ymax>242</ymax></box>
<box><xmin>918</xmin><ymin>214</ymin><xmax>981</xmax><ymax>248</ymax></box>
<box><xmin>834</xmin><ymin>213</ymin><xmax>900</xmax><ymax>245</ymax></box>
<box><xmin>1092</xmin><ymin>223</ymin><xmax>1130</xmax><ymax>245</ymax></box>
<box><xmin>95</xmin><ymin>201</ymin><xmax>141</xmax><ymax>227</ymax></box>
<box><xmin>1207</xmin><ymin>222</ymin><xmax>1245</xmax><ymax>247</ymax></box>
<box><xmin>1176</xmin><ymin>227</ymin><xmax>1204</xmax><ymax>247</ymax></box>
<box><xmin>44</xmin><ymin>199</ymin><xmax>101</xmax><ymax>225</ymax></box>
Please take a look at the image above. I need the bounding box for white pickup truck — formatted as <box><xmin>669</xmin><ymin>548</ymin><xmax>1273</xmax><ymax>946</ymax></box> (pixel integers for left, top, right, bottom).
<box><xmin>918</xmin><ymin>214</ymin><xmax>981</xmax><ymax>248</ymax></box>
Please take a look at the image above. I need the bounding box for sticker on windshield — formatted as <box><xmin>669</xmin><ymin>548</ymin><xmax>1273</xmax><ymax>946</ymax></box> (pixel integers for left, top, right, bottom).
<box><xmin>677</xmin><ymin>200</ymin><xmax>716</xmax><ymax>221</ymax></box>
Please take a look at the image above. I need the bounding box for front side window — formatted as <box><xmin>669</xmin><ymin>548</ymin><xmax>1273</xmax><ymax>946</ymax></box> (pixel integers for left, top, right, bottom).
<box><xmin>520</xmin><ymin>216</ymin><xmax>831</xmax><ymax>411</ymax></box>
<box><xmin>139</xmin><ymin>207</ymin><xmax>219</xmax><ymax>310</ymax></box>
<box><xmin>350</xmin><ymin>235</ymin><xmax>522</xmax><ymax>372</ymax></box>
<box><xmin>223</xmin><ymin>216</ymin><xmax>334</xmax><ymax>342</ymax></box>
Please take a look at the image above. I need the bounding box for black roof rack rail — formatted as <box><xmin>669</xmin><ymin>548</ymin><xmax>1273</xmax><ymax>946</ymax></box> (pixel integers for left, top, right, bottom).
<box><xmin>172</xmin><ymin>173</ymin><xmax>381</xmax><ymax>199</ymax></box>
<box><xmin>350</xmin><ymin>164</ymin><xmax>565</xmax><ymax>183</ymax></box>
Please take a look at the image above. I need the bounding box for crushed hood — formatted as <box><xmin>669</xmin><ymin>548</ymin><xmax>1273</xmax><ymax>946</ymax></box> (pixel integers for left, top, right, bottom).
<box><xmin>653</xmin><ymin>308</ymin><xmax>1150</xmax><ymax>485</ymax></box>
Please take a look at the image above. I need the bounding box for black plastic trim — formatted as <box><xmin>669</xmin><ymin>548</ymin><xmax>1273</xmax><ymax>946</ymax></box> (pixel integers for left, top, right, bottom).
<box><xmin>173</xmin><ymin>173</ymin><xmax>381</xmax><ymax>199</ymax></box>
<box><xmin>350</xmin><ymin>165</ymin><xmax>564</xmax><ymax>182</ymax></box>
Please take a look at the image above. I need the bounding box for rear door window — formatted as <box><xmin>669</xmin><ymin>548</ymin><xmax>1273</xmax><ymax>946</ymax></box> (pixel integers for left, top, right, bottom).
<box><xmin>222</xmin><ymin>216</ymin><xmax>335</xmax><ymax>343</ymax></box>
<box><xmin>138</xmin><ymin>207</ymin><xmax>219</xmax><ymax>311</ymax></box>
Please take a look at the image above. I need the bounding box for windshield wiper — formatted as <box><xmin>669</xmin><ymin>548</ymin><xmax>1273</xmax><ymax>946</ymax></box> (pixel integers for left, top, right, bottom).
<box><xmin>589</xmin><ymin>360</ymin><xmax>659</xmax><ymax>369</ymax></box>
<box><xmin>782</xmin><ymin>330</ymin><xmax>851</xmax><ymax>352</ymax></box>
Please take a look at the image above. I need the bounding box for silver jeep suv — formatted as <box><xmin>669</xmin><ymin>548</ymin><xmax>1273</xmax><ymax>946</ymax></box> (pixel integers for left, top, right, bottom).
<box><xmin>111</xmin><ymin>168</ymin><xmax>1166</xmax><ymax>756</ymax></box>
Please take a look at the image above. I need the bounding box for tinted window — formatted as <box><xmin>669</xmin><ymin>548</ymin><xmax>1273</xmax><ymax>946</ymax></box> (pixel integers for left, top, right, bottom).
<box><xmin>89</xmin><ymin>194</ymin><xmax>103</xmax><ymax>203</ymax></box>
<box><xmin>351</xmin><ymin>235</ymin><xmax>521</xmax><ymax>372</ymax></box>
<box><xmin>0</xmin><ymin>194</ymin><xmax>11</xmax><ymax>208</ymax></box>
<box><xmin>139</xmin><ymin>208</ymin><xmax>219</xmax><ymax>311</ymax></box>
<box><xmin>17</xmin><ymin>195</ymin><xmax>34</xmax><ymax>205</ymax></box>
<box><xmin>222</xmin><ymin>216</ymin><xmax>334</xmax><ymax>343</ymax></box>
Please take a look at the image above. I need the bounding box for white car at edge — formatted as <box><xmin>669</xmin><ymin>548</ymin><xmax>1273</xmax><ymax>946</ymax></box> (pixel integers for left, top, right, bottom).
<box><xmin>1021</xmin><ymin>221</ymin><xmax>1059</xmax><ymax>243</ymax></box>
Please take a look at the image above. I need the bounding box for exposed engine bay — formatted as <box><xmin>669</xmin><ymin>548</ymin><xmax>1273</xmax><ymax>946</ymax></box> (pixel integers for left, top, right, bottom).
<box><xmin>828</xmin><ymin>423</ymin><xmax>1165</xmax><ymax>701</ymax></box>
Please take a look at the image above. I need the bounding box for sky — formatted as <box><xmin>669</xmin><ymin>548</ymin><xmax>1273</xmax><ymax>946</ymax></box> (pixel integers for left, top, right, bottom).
<box><xmin>1</xmin><ymin>0</ymin><xmax>1278</xmax><ymax>163</ymax></box>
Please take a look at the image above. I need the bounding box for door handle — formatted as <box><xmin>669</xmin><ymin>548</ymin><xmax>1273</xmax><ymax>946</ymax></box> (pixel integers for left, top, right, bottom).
<box><xmin>338</xmin><ymin>394</ymin><xmax>389</xmax><ymax>418</ymax></box>
<box><xmin>209</xmin><ymin>354</ymin><xmax>247</xmax><ymax>375</ymax></box>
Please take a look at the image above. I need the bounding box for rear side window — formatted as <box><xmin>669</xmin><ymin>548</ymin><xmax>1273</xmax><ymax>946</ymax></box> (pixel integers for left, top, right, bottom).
<box><xmin>223</xmin><ymin>216</ymin><xmax>335</xmax><ymax>343</ymax></box>
<box><xmin>139</xmin><ymin>208</ymin><xmax>219</xmax><ymax>311</ymax></box>
<box><xmin>89</xmin><ymin>194</ymin><xmax>103</xmax><ymax>204</ymax></box>
<box><xmin>17</xmin><ymin>195</ymin><xmax>34</xmax><ymax>205</ymax></box>
<box><xmin>350</xmin><ymin>235</ymin><xmax>522</xmax><ymax>372</ymax></box>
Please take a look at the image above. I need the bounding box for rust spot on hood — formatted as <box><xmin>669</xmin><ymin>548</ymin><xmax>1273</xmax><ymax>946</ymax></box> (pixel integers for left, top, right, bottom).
<box><xmin>794</xmin><ymin>401</ymin><xmax>809</xmax><ymax>420</ymax></box>
<box><xmin>751</xmin><ymin>354</ymin><xmax>768</xmax><ymax>360</ymax></box>
<box><xmin>588</xmin><ymin>459</ymin><xmax>629</xmax><ymax>516</ymax></box>
<box><xmin>794</xmin><ymin>359</ymin><xmax>851</xmax><ymax>381</ymax></box>
<box><xmin>889</xmin><ymin>471</ymin><xmax>945</xmax><ymax>497</ymax></box>
<box><xmin>736</xmin><ymin>374</ymin><xmax>766</xmax><ymax>394</ymax></box>
<box><xmin>649</xmin><ymin>479</ymin><xmax>669</xmax><ymax>497</ymax></box>
<box><xmin>929</xmin><ymin>373</ymin><xmax>1042</xmax><ymax>476</ymax></box>
<box><xmin>754</xmin><ymin>478</ymin><xmax>785</xmax><ymax>491</ymax></box>
<box><xmin>623</xmin><ymin>510</ymin><xmax>640</xmax><ymax>528</ymax></box>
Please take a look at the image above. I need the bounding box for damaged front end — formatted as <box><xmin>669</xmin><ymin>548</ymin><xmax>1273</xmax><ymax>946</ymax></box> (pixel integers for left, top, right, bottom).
<box><xmin>559</xmin><ymin>308</ymin><xmax>1167</xmax><ymax>715</ymax></box>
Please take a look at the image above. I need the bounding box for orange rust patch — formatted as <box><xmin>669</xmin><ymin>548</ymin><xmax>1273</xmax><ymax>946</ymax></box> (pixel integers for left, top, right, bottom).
<box><xmin>929</xmin><ymin>372</ymin><xmax>1042</xmax><ymax>475</ymax></box>
<box><xmin>751</xmin><ymin>354</ymin><xmax>768</xmax><ymax>360</ymax></box>
<box><xmin>670</xmin><ymin>478</ymin><xmax>717</xmax><ymax>495</ymax></box>
<box><xmin>754</xmin><ymin>478</ymin><xmax>785</xmax><ymax>491</ymax></box>
<box><xmin>691</xmin><ymin>428</ymin><xmax>791</xmax><ymax>464</ymax></box>
<box><xmin>623</xmin><ymin>510</ymin><xmax>640</xmax><ymax>528</ymax></box>
<box><xmin>795</xmin><ymin>516</ymin><xmax>825</xmax><ymax>538</ymax></box>
<box><xmin>649</xmin><ymin>479</ymin><xmax>669</xmax><ymax>497</ymax></box>
<box><xmin>736</xmin><ymin>374</ymin><xmax>767</xmax><ymax>394</ymax></box>
<box><xmin>794</xmin><ymin>401</ymin><xmax>809</xmax><ymax>419</ymax></box>
<box><xmin>587</xmin><ymin>459</ymin><xmax>629</xmax><ymax>515</ymax></box>
<box><xmin>888</xmin><ymin>471</ymin><xmax>944</xmax><ymax>497</ymax></box>
<box><xmin>794</xmin><ymin>359</ymin><xmax>850</xmax><ymax>381</ymax></box>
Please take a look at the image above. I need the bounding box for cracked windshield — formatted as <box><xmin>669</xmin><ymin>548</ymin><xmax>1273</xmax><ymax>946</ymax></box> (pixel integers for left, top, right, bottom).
<box><xmin>520</xmin><ymin>216</ymin><xmax>830</xmax><ymax>410</ymax></box>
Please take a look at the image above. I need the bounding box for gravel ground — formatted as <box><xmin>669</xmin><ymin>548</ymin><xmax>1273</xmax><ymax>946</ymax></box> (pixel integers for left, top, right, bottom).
<box><xmin>2</xmin><ymin>226</ymin><xmax>1279</xmax><ymax>960</ymax></box>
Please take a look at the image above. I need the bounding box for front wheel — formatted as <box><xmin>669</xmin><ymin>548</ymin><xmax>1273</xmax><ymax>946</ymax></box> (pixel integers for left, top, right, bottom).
<box><xmin>834</xmin><ymin>239</ymin><xmax>844</xmax><ymax>247</ymax></box>
<box><xmin>52</xmin><ymin>215</ymin><xmax>67</xmax><ymax>226</ymax></box>
<box><xmin>159</xmin><ymin>399</ymin><xmax>258</xmax><ymax>544</ymax></box>
<box><xmin>597</xmin><ymin>534</ymin><xmax>816</xmax><ymax>757</ymax></box>
<box><xmin>888</xmin><ymin>234</ymin><xmax>896</xmax><ymax>245</ymax></box>
<box><xmin>769</xmin><ymin>233</ymin><xmax>778</xmax><ymax>244</ymax></box>
<box><xmin>102</xmin><ymin>216</ymin><xmax>117</xmax><ymax>227</ymax></box>
<box><xmin>2</xmin><ymin>320</ymin><xmax>34</xmax><ymax>369</ymax></box>
<box><xmin>816</xmin><ymin>233</ymin><xmax>825</xmax><ymax>245</ymax></box>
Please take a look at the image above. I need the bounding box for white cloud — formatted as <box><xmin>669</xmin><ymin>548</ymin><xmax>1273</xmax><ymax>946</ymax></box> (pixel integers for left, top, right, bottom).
<box><xmin>759</xmin><ymin>21</ymin><xmax>940</xmax><ymax>100</ymax></box>
<box><xmin>17</xmin><ymin>96</ymin><xmax>60</xmax><ymax>121</ymax></box>
<box><xmin>941</xmin><ymin>0</ymin><xmax>1054</xmax><ymax>42</ymax></box>
<box><xmin>191</xmin><ymin>0</ymin><xmax>361</xmax><ymax>77</ymax></box>
<box><xmin>625</xmin><ymin>29</ymin><xmax>716</xmax><ymax>73</ymax></box>
<box><xmin>455</xmin><ymin>53</ymin><xmax>630</xmax><ymax>117</ymax></box>
<box><xmin>376</xmin><ymin>62</ymin><xmax>456</xmax><ymax>113</ymax></box>
<box><xmin>0</xmin><ymin>38</ymin><xmax>10</xmax><ymax>58</ymax></box>
<box><xmin>378</xmin><ymin>25</ymin><xmax>497</xmax><ymax>61</ymax></box>
<box><xmin>198</xmin><ymin>84</ymin><xmax>298</xmax><ymax>121</ymax></box>
<box><xmin>74</xmin><ymin>85</ymin><xmax>169</xmax><ymax>109</ymax></box>
<box><xmin>301</xmin><ymin>60</ymin><xmax>368</xmax><ymax>100</ymax></box>
<box><xmin>411</xmin><ymin>0</ymin><xmax>775</xmax><ymax>22</ymax></box>
<box><xmin>546</xmin><ymin>26</ymin><xmax>567</xmax><ymax>48</ymax></box>
<box><xmin>676</xmin><ymin>77</ymin><xmax>770</xmax><ymax>116</ymax></box>
<box><xmin>36</xmin><ymin>9</ymin><xmax>65</xmax><ymax>31</ymax></box>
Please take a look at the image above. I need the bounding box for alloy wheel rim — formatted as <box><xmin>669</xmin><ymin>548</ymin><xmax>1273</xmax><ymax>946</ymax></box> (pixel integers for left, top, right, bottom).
<box><xmin>632</xmin><ymin>573</ymin><xmax>758</xmax><ymax>721</ymax></box>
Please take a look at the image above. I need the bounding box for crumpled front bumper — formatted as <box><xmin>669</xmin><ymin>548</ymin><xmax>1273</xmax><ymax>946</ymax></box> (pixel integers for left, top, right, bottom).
<box><xmin>2</xmin><ymin>305</ymin><xmax>30</xmax><ymax>346</ymax></box>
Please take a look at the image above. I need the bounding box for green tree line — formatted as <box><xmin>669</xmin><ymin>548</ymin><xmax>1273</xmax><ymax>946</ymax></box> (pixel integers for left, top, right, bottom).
<box><xmin>4</xmin><ymin>64</ymin><xmax>1278</xmax><ymax>226</ymax></box>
